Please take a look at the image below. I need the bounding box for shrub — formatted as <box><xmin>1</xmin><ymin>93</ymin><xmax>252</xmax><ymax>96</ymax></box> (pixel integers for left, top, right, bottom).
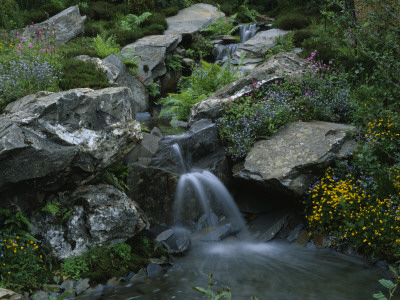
<box><xmin>0</xmin><ymin>30</ymin><xmax>61</xmax><ymax>111</ymax></box>
<box><xmin>22</xmin><ymin>9</ymin><xmax>48</xmax><ymax>25</ymax></box>
<box><xmin>58</xmin><ymin>57</ymin><xmax>113</xmax><ymax>90</ymax></box>
<box><xmin>108</xmin><ymin>28</ymin><xmax>143</xmax><ymax>46</ymax></box>
<box><xmin>0</xmin><ymin>210</ymin><xmax>52</xmax><ymax>293</ymax></box>
<box><xmin>237</xmin><ymin>0</ymin><xmax>259</xmax><ymax>23</ymax></box>
<box><xmin>142</xmin><ymin>12</ymin><xmax>168</xmax><ymax>29</ymax></box>
<box><xmin>143</xmin><ymin>23</ymin><xmax>166</xmax><ymax>36</ymax></box>
<box><xmin>273</xmin><ymin>12</ymin><xmax>311</xmax><ymax>30</ymax></box>
<box><xmin>84</xmin><ymin>21</ymin><xmax>106</xmax><ymax>38</ymax></box>
<box><xmin>264</xmin><ymin>31</ymin><xmax>295</xmax><ymax>60</ymax></box>
<box><xmin>0</xmin><ymin>0</ymin><xmax>24</xmax><ymax>30</ymax></box>
<box><xmin>188</xmin><ymin>33</ymin><xmax>214</xmax><ymax>61</ymax></box>
<box><xmin>293</xmin><ymin>28</ymin><xmax>314</xmax><ymax>47</ymax></box>
<box><xmin>166</xmin><ymin>53</ymin><xmax>183</xmax><ymax>73</ymax></box>
<box><xmin>81</xmin><ymin>1</ymin><xmax>116</xmax><ymax>21</ymax></box>
<box><xmin>58</xmin><ymin>36</ymin><xmax>97</xmax><ymax>58</ymax></box>
<box><xmin>161</xmin><ymin>6</ymin><xmax>180</xmax><ymax>16</ymax></box>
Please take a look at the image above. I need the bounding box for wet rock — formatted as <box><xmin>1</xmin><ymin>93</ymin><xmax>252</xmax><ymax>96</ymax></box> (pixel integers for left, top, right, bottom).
<box><xmin>75</xmin><ymin>278</ymin><xmax>90</xmax><ymax>295</ymax></box>
<box><xmin>124</xmin><ymin>131</ymin><xmax>162</xmax><ymax>165</ymax></box>
<box><xmin>182</xmin><ymin>58</ymin><xmax>194</xmax><ymax>68</ymax></box>
<box><xmin>249</xmin><ymin>211</ymin><xmax>290</xmax><ymax>242</ymax></box>
<box><xmin>22</xmin><ymin>6</ymin><xmax>86</xmax><ymax>45</ymax></box>
<box><xmin>0</xmin><ymin>87</ymin><xmax>142</xmax><ymax>192</ymax></box>
<box><xmin>30</xmin><ymin>291</ymin><xmax>48</xmax><ymax>300</ymax></box>
<box><xmin>189</xmin><ymin>53</ymin><xmax>308</xmax><ymax>124</ymax></box>
<box><xmin>121</xmin><ymin>34</ymin><xmax>182</xmax><ymax>83</ymax></box>
<box><xmin>101</xmin><ymin>285</ymin><xmax>116</xmax><ymax>296</ymax></box>
<box><xmin>126</xmin><ymin>119</ymin><xmax>230</xmax><ymax>225</ymax></box>
<box><xmin>82</xmin><ymin>285</ymin><xmax>103</xmax><ymax>298</ymax></box>
<box><xmin>196</xmin><ymin>213</ymin><xmax>219</xmax><ymax>231</ymax></box>
<box><xmin>155</xmin><ymin>229</ymin><xmax>174</xmax><ymax>242</ymax></box>
<box><xmin>30</xmin><ymin>184</ymin><xmax>148</xmax><ymax>258</ymax></box>
<box><xmin>234</xmin><ymin>121</ymin><xmax>357</xmax><ymax>197</ymax></box>
<box><xmin>76</xmin><ymin>54</ymin><xmax>148</xmax><ymax>111</ymax></box>
<box><xmin>106</xmin><ymin>277</ymin><xmax>119</xmax><ymax>287</ymax></box>
<box><xmin>255</xmin><ymin>15</ymin><xmax>275</xmax><ymax>23</ymax></box>
<box><xmin>165</xmin><ymin>4</ymin><xmax>224</xmax><ymax>35</ymax></box>
<box><xmin>287</xmin><ymin>224</ymin><xmax>304</xmax><ymax>242</ymax></box>
<box><xmin>296</xmin><ymin>229</ymin><xmax>311</xmax><ymax>247</ymax></box>
<box><xmin>160</xmin><ymin>230</ymin><xmax>191</xmax><ymax>254</ymax></box>
<box><xmin>60</xmin><ymin>280</ymin><xmax>75</xmax><ymax>292</ymax></box>
<box><xmin>313</xmin><ymin>232</ymin><xmax>328</xmax><ymax>248</ymax></box>
<box><xmin>147</xmin><ymin>263</ymin><xmax>163</xmax><ymax>278</ymax></box>
<box><xmin>232</xmin><ymin>29</ymin><xmax>289</xmax><ymax>70</ymax></box>
<box><xmin>196</xmin><ymin>223</ymin><xmax>236</xmax><ymax>241</ymax></box>
<box><xmin>43</xmin><ymin>284</ymin><xmax>60</xmax><ymax>294</ymax></box>
<box><xmin>130</xmin><ymin>268</ymin><xmax>147</xmax><ymax>283</ymax></box>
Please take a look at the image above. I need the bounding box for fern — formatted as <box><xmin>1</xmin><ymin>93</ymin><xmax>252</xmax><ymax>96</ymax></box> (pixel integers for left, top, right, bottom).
<box><xmin>101</xmin><ymin>162</ymin><xmax>131</xmax><ymax>191</ymax></box>
<box><xmin>0</xmin><ymin>209</ymin><xmax>31</xmax><ymax>233</ymax></box>
<box><xmin>42</xmin><ymin>202</ymin><xmax>61</xmax><ymax>216</ymax></box>
<box><xmin>93</xmin><ymin>34</ymin><xmax>121</xmax><ymax>59</ymax></box>
<box><xmin>201</xmin><ymin>14</ymin><xmax>239</xmax><ymax>38</ymax></box>
<box><xmin>120</xmin><ymin>12</ymin><xmax>152</xmax><ymax>31</ymax></box>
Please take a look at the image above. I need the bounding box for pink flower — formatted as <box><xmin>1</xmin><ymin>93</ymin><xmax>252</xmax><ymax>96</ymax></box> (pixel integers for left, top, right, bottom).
<box><xmin>28</xmin><ymin>43</ymin><xmax>33</xmax><ymax>48</ymax></box>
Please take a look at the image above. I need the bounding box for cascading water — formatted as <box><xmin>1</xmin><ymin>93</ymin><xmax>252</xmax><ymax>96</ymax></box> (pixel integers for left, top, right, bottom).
<box><xmin>171</xmin><ymin>143</ymin><xmax>247</xmax><ymax>236</ymax></box>
<box><xmin>215</xmin><ymin>23</ymin><xmax>259</xmax><ymax>63</ymax></box>
<box><xmin>92</xmin><ymin>143</ymin><xmax>386</xmax><ymax>300</ymax></box>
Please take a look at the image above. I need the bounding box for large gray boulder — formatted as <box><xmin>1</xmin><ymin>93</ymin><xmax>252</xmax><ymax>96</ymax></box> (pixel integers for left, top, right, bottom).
<box><xmin>234</xmin><ymin>121</ymin><xmax>358</xmax><ymax>197</ymax></box>
<box><xmin>121</xmin><ymin>34</ymin><xmax>182</xmax><ymax>84</ymax></box>
<box><xmin>76</xmin><ymin>54</ymin><xmax>148</xmax><ymax>111</ymax></box>
<box><xmin>189</xmin><ymin>52</ymin><xmax>308</xmax><ymax>124</ymax></box>
<box><xmin>0</xmin><ymin>87</ymin><xmax>142</xmax><ymax>191</ymax></box>
<box><xmin>22</xmin><ymin>6</ymin><xmax>86</xmax><ymax>45</ymax></box>
<box><xmin>232</xmin><ymin>29</ymin><xmax>288</xmax><ymax>70</ymax></box>
<box><xmin>164</xmin><ymin>3</ymin><xmax>224</xmax><ymax>35</ymax></box>
<box><xmin>125</xmin><ymin>119</ymin><xmax>230</xmax><ymax>225</ymax></box>
<box><xmin>30</xmin><ymin>184</ymin><xmax>148</xmax><ymax>258</ymax></box>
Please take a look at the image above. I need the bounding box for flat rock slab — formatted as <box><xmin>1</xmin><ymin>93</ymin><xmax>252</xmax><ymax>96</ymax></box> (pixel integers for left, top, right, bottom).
<box><xmin>164</xmin><ymin>3</ymin><xmax>224</xmax><ymax>35</ymax></box>
<box><xmin>234</xmin><ymin>121</ymin><xmax>357</xmax><ymax>196</ymax></box>
<box><xmin>121</xmin><ymin>34</ymin><xmax>181</xmax><ymax>83</ymax></box>
<box><xmin>22</xmin><ymin>6</ymin><xmax>86</xmax><ymax>45</ymax></box>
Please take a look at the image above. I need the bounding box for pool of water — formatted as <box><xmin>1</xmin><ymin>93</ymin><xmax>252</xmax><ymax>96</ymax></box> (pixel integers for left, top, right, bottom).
<box><xmin>137</xmin><ymin>112</ymin><xmax>188</xmax><ymax>136</ymax></box>
<box><xmin>106</xmin><ymin>240</ymin><xmax>384</xmax><ymax>300</ymax></box>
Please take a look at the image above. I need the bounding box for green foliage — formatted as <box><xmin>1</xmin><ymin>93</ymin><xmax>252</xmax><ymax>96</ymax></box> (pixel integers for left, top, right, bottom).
<box><xmin>264</xmin><ymin>31</ymin><xmax>295</xmax><ymax>60</ymax></box>
<box><xmin>58</xmin><ymin>57</ymin><xmax>113</xmax><ymax>90</ymax></box>
<box><xmin>193</xmin><ymin>274</ymin><xmax>232</xmax><ymax>300</ymax></box>
<box><xmin>146</xmin><ymin>82</ymin><xmax>161</xmax><ymax>98</ymax></box>
<box><xmin>0</xmin><ymin>0</ymin><xmax>24</xmax><ymax>30</ymax></box>
<box><xmin>237</xmin><ymin>0</ymin><xmax>259</xmax><ymax>22</ymax></box>
<box><xmin>93</xmin><ymin>34</ymin><xmax>121</xmax><ymax>59</ymax></box>
<box><xmin>58</xmin><ymin>37</ymin><xmax>97</xmax><ymax>58</ymax></box>
<box><xmin>0</xmin><ymin>209</ymin><xmax>31</xmax><ymax>234</ymax></box>
<box><xmin>42</xmin><ymin>202</ymin><xmax>73</xmax><ymax>223</ymax></box>
<box><xmin>120</xmin><ymin>12</ymin><xmax>152</xmax><ymax>30</ymax></box>
<box><xmin>0</xmin><ymin>210</ymin><xmax>53</xmax><ymax>293</ymax></box>
<box><xmin>161</xmin><ymin>6</ymin><xmax>179</xmax><ymax>16</ymax></box>
<box><xmin>200</xmin><ymin>14</ymin><xmax>239</xmax><ymax>39</ymax></box>
<box><xmin>142</xmin><ymin>23</ymin><xmax>166</xmax><ymax>36</ymax></box>
<box><xmin>80</xmin><ymin>1</ymin><xmax>117</xmax><ymax>21</ymax></box>
<box><xmin>187</xmin><ymin>33</ymin><xmax>215</xmax><ymax>61</ymax></box>
<box><xmin>98</xmin><ymin>161</ymin><xmax>131</xmax><ymax>191</ymax></box>
<box><xmin>107</xmin><ymin>28</ymin><xmax>143</xmax><ymax>46</ymax></box>
<box><xmin>61</xmin><ymin>256</ymin><xmax>89</xmax><ymax>281</ymax></box>
<box><xmin>293</xmin><ymin>28</ymin><xmax>314</xmax><ymax>47</ymax></box>
<box><xmin>165</xmin><ymin>54</ymin><xmax>183</xmax><ymax>73</ymax></box>
<box><xmin>273</xmin><ymin>12</ymin><xmax>311</xmax><ymax>30</ymax></box>
<box><xmin>373</xmin><ymin>265</ymin><xmax>400</xmax><ymax>299</ymax></box>
<box><xmin>157</xmin><ymin>60</ymin><xmax>240</xmax><ymax>122</ymax></box>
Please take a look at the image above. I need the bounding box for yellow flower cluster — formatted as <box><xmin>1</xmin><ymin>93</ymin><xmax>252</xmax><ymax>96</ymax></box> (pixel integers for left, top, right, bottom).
<box><xmin>365</xmin><ymin>116</ymin><xmax>400</xmax><ymax>143</ymax></box>
<box><xmin>306</xmin><ymin>168</ymin><xmax>400</xmax><ymax>258</ymax></box>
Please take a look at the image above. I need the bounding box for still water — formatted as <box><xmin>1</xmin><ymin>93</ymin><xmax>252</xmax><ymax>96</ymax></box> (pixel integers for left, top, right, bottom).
<box><xmin>107</xmin><ymin>240</ymin><xmax>384</xmax><ymax>300</ymax></box>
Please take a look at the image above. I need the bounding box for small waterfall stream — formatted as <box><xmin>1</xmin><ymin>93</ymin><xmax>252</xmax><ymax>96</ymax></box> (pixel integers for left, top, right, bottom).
<box><xmin>215</xmin><ymin>23</ymin><xmax>259</xmax><ymax>63</ymax></box>
<box><xmin>93</xmin><ymin>143</ymin><xmax>385</xmax><ymax>300</ymax></box>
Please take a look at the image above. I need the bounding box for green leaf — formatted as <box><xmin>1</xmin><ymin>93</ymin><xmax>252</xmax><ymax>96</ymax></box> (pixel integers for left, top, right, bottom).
<box><xmin>379</xmin><ymin>279</ymin><xmax>395</xmax><ymax>290</ymax></box>
<box><xmin>372</xmin><ymin>291</ymin><xmax>388</xmax><ymax>300</ymax></box>
<box><xmin>192</xmin><ymin>287</ymin><xmax>214</xmax><ymax>296</ymax></box>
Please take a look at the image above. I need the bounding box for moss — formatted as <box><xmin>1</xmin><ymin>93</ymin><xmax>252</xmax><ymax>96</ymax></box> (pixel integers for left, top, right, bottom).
<box><xmin>58</xmin><ymin>58</ymin><xmax>113</xmax><ymax>90</ymax></box>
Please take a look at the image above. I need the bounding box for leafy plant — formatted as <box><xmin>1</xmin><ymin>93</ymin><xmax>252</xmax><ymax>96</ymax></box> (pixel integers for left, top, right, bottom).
<box><xmin>146</xmin><ymin>82</ymin><xmax>160</xmax><ymax>98</ymax></box>
<box><xmin>373</xmin><ymin>265</ymin><xmax>400</xmax><ymax>299</ymax></box>
<box><xmin>273</xmin><ymin>12</ymin><xmax>311</xmax><ymax>30</ymax></box>
<box><xmin>93</xmin><ymin>34</ymin><xmax>121</xmax><ymax>59</ymax></box>
<box><xmin>193</xmin><ymin>274</ymin><xmax>232</xmax><ymax>300</ymax></box>
<box><xmin>99</xmin><ymin>161</ymin><xmax>131</xmax><ymax>191</ymax></box>
<box><xmin>61</xmin><ymin>256</ymin><xmax>89</xmax><ymax>280</ymax></box>
<box><xmin>200</xmin><ymin>14</ymin><xmax>239</xmax><ymax>39</ymax></box>
<box><xmin>0</xmin><ymin>209</ymin><xmax>31</xmax><ymax>234</ymax></box>
<box><xmin>157</xmin><ymin>60</ymin><xmax>240</xmax><ymax>122</ymax></box>
<box><xmin>165</xmin><ymin>54</ymin><xmax>183</xmax><ymax>73</ymax></box>
<box><xmin>264</xmin><ymin>31</ymin><xmax>295</xmax><ymax>60</ymax></box>
<box><xmin>42</xmin><ymin>201</ymin><xmax>73</xmax><ymax>223</ymax></box>
<box><xmin>120</xmin><ymin>12</ymin><xmax>152</xmax><ymax>30</ymax></box>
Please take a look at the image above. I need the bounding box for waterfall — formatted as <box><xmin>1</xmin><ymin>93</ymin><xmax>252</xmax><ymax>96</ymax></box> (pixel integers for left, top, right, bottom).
<box><xmin>215</xmin><ymin>23</ymin><xmax>258</xmax><ymax>63</ymax></box>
